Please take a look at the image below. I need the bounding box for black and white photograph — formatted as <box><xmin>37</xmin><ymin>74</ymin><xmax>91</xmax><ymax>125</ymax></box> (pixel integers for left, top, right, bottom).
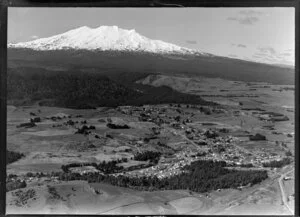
<box><xmin>4</xmin><ymin>6</ymin><xmax>295</xmax><ymax>215</ymax></box>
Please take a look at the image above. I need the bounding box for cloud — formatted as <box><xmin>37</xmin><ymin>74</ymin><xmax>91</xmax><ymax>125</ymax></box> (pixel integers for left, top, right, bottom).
<box><xmin>228</xmin><ymin>54</ymin><xmax>237</xmax><ymax>58</ymax></box>
<box><xmin>278</xmin><ymin>52</ymin><xmax>292</xmax><ymax>57</ymax></box>
<box><xmin>245</xmin><ymin>45</ymin><xmax>294</xmax><ymax>65</ymax></box>
<box><xmin>253</xmin><ymin>53</ymin><xmax>266</xmax><ymax>57</ymax></box>
<box><xmin>252</xmin><ymin>53</ymin><xmax>275</xmax><ymax>60</ymax></box>
<box><xmin>258</xmin><ymin>46</ymin><xmax>276</xmax><ymax>55</ymax></box>
<box><xmin>237</xmin><ymin>44</ymin><xmax>247</xmax><ymax>48</ymax></box>
<box><xmin>227</xmin><ymin>17</ymin><xmax>238</xmax><ymax>21</ymax></box>
<box><xmin>31</xmin><ymin>35</ymin><xmax>39</xmax><ymax>39</ymax></box>
<box><xmin>227</xmin><ymin>9</ymin><xmax>265</xmax><ymax>25</ymax></box>
<box><xmin>239</xmin><ymin>10</ymin><xmax>264</xmax><ymax>16</ymax></box>
<box><xmin>231</xmin><ymin>43</ymin><xmax>247</xmax><ymax>48</ymax></box>
<box><xmin>239</xmin><ymin>16</ymin><xmax>259</xmax><ymax>25</ymax></box>
<box><xmin>186</xmin><ymin>40</ymin><xmax>197</xmax><ymax>44</ymax></box>
<box><xmin>227</xmin><ymin>16</ymin><xmax>259</xmax><ymax>25</ymax></box>
<box><xmin>284</xmin><ymin>48</ymin><xmax>294</xmax><ymax>52</ymax></box>
<box><xmin>252</xmin><ymin>54</ymin><xmax>263</xmax><ymax>59</ymax></box>
<box><xmin>243</xmin><ymin>57</ymin><xmax>252</xmax><ymax>61</ymax></box>
<box><xmin>253</xmin><ymin>46</ymin><xmax>294</xmax><ymax>65</ymax></box>
<box><xmin>263</xmin><ymin>56</ymin><xmax>277</xmax><ymax>61</ymax></box>
<box><xmin>279</xmin><ymin>49</ymin><xmax>294</xmax><ymax>57</ymax></box>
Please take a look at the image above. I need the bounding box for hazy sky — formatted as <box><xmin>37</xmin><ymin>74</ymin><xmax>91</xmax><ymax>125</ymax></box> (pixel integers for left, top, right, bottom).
<box><xmin>8</xmin><ymin>7</ymin><xmax>295</xmax><ymax>66</ymax></box>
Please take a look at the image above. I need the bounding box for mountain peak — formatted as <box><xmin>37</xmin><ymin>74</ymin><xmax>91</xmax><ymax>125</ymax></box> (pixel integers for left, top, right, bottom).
<box><xmin>8</xmin><ymin>25</ymin><xmax>203</xmax><ymax>55</ymax></box>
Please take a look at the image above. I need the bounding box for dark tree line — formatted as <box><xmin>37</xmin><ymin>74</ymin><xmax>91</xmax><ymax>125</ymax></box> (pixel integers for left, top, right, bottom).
<box><xmin>239</xmin><ymin>163</ymin><xmax>254</xmax><ymax>168</ymax></box>
<box><xmin>61</xmin><ymin>158</ymin><xmax>128</xmax><ymax>174</ymax></box>
<box><xmin>60</xmin><ymin>157</ymin><xmax>157</xmax><ymax>175</ymax></box>
<box><xmin>7</xmin><ymin>160</ymin><xmax>268</xmax><ymax>193</ymax></box>
<box><xmin>262</xmin><ymin>158</ymin><xmax>291</xmax><ymax>168</ymax></box>
<box><xmin>7</xmin><ymin>150</ymin><xmax>25</xmax><ymax>164</ymax></box>
<box><xmin>58</xmin><ymin>160</ymin><xmax>268</xmax><ymax>193</ymax></box>
<box><xmin>134</xmin><ymin>151</ymin><xmax>161</xmax><ymax>163</ymax></box>
<box><xmin>107</xmin><ymin>123</ymin><xmax>130</xmax><ymax>129</ymax></box>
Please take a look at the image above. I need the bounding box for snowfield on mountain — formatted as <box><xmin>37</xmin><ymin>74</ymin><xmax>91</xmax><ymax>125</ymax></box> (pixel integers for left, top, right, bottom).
<box><xmin>8</xmin><ymin>25</ymin><xmax>209</xmax><ymax>55</ymax></box>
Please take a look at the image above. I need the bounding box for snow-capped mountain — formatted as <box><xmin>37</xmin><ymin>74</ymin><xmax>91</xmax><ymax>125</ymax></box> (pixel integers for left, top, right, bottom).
<box><xmin>8</xmin><ymin>25</ymin><xmax>206</xmax><ymax>55</ymax></box>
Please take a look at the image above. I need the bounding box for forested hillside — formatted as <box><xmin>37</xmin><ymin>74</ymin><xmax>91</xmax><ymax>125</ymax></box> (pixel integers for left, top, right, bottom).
<box><xmin>7</xmin><ymin>67</ymin><xmax>213</xmax><ymax>108</ymax></box>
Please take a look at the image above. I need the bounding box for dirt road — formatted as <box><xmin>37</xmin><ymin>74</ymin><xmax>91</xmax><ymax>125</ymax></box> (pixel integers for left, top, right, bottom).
<box><xmin>278</xmin><ymin>168</ymin><xmax>294</xmax><ymax>215</ymax></box>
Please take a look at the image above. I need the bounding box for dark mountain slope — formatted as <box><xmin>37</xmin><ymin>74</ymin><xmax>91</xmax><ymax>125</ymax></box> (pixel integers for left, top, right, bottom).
<box><xmin>8</xmin><ymin>48</ymin><xmax>294</xmax><ymax>85</ymax></box>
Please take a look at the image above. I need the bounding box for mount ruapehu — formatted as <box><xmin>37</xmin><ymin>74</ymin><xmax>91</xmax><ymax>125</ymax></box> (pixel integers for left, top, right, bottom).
<box><xmin>7</xmin><ymin>26</ymin><xmax>294</xmax><ymax>108</ymax></box>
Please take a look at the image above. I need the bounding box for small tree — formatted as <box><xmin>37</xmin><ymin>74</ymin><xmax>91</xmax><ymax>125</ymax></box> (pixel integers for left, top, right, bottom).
<box><xmin>285</xmin><ymin>150</ymin><xmax>293</xmax><ymax>157</ymax></box>
<box><xmin>26</xmin><ymin>172</ymin><xmax>34</xmax><ymax>177</ymax></box>
<box><xmin>20</xmin><ymin>180</ymin><xmax>27</xmax><ymax>188</ymax></box>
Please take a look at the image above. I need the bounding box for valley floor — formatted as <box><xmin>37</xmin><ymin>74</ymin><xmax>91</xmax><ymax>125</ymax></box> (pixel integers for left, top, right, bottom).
<box><xmin>6</xmin><ymin>79</ymin><xmax>295</xmax><ymax>215</ymax></box>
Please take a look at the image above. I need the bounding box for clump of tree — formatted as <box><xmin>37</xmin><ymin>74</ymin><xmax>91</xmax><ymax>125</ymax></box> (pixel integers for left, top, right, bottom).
<box><xmin>134</xmin><ymin>151</ymin><xmax>161</xmax><ymax>163</ymax></box>
<box><xmin>24</xmin><ymin>172</ymin><xmax>45</xmax><ymax>178</ymax></box>
<box><xmin>61</xmin><ymin>158</ymin><xmax>128</xmax><ymax>174</ymax></box>
<box><xmin>16</xmin><ymin>122</ymin><xmax>36</xmax><ymax>128</ymax></box>
<box><xmin>65</xmin><ymin>119</ymin><xmax>76</xmax><ymax>126</ymax></box>
<box><xmin>262</xmin><ymin>158</ymin><xmax>291</xmax><ymax>168</ymax></box>
<box><xmin>156</xmin><ymin>140</ymin><xmax>174</xmax><ymax>151</ymax></box>
<box><xmin>204</xmin><ymin>130</ymin><xmax>219</xmax><ymax>139</ymax></box>
<box><xmin>249</xmin><ymin>133</ymin><xmax>266</xmax><ymax>141</ymax></box>
<box><xmin>200</xmin><ymin>107</ymin><xmax>212</xmax><ymax>115</ymax></box>
<box><xmin>96</xmin><ymin>160</ymin><xmax>124</xmax><ymax>174</ymax></box>
<box><xmin>7</xmin><ymin>150</ymin><xmax>25</xmax><ymax>164</ymax></box>
<box><xmin>212</xmin><ymin>144</ymin><xmax>226</xmax><ymax>153</ymax></box>
<box><xmin>107</xmin><ymin>123</ymin><xmax>130</xmax><ymax>129</ymax></box>
<box><xmin>219</xmin><ymin>128</ymin><xmax>230</xmax><ymax>133</ymax></box>
<box><xmin>48</xmin><ymin>186</ymin><xmax>66</xmax><ymax>201</ymax></box>
<box><xmin>75</xmin><ymin>125</ymin><xmax>96</xmax><ymax>135</ymax></box>
<box><xmin>239</xmin><ymin>163</ymin><xmax>254</xmax><ymax>168</ymax></box>
<box><xmin>196</xmin><ymin>152</ymin><xmax>207</xmax><ymax>157</ymax></box>
<box><xmin>6</xmin><ymin>180</ymin><xmax>26</xmax><ymax>192</ymax></box>
<box><xmin>7</xmin><ymin>174</ymin><xmax>18</xmax><ymax>179</ymax></box>
<box><xmin>285</xmin><ymin>150</ymin><xmax>293</xmax><ymax>157</ymax></box>
<box><xmin>30</xmin><ymin>117</ymin><xmax>41</xmax><ymax>123</ymax></box>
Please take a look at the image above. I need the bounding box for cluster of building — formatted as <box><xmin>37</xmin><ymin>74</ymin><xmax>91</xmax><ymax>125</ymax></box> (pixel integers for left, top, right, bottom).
<box><xmin>119</xmin><ymin>157</ymin><xmax>192</xmax><ymax>179</ymax></box>
<box><xmin>69</xmin><ymin>166</ymin><xmax>100</xmax><ymax>175</ymax></box>
<box><xmin>116</xmin><ymin>104</ymin><xmax>210</xmax><ymax>127</ymax></box>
